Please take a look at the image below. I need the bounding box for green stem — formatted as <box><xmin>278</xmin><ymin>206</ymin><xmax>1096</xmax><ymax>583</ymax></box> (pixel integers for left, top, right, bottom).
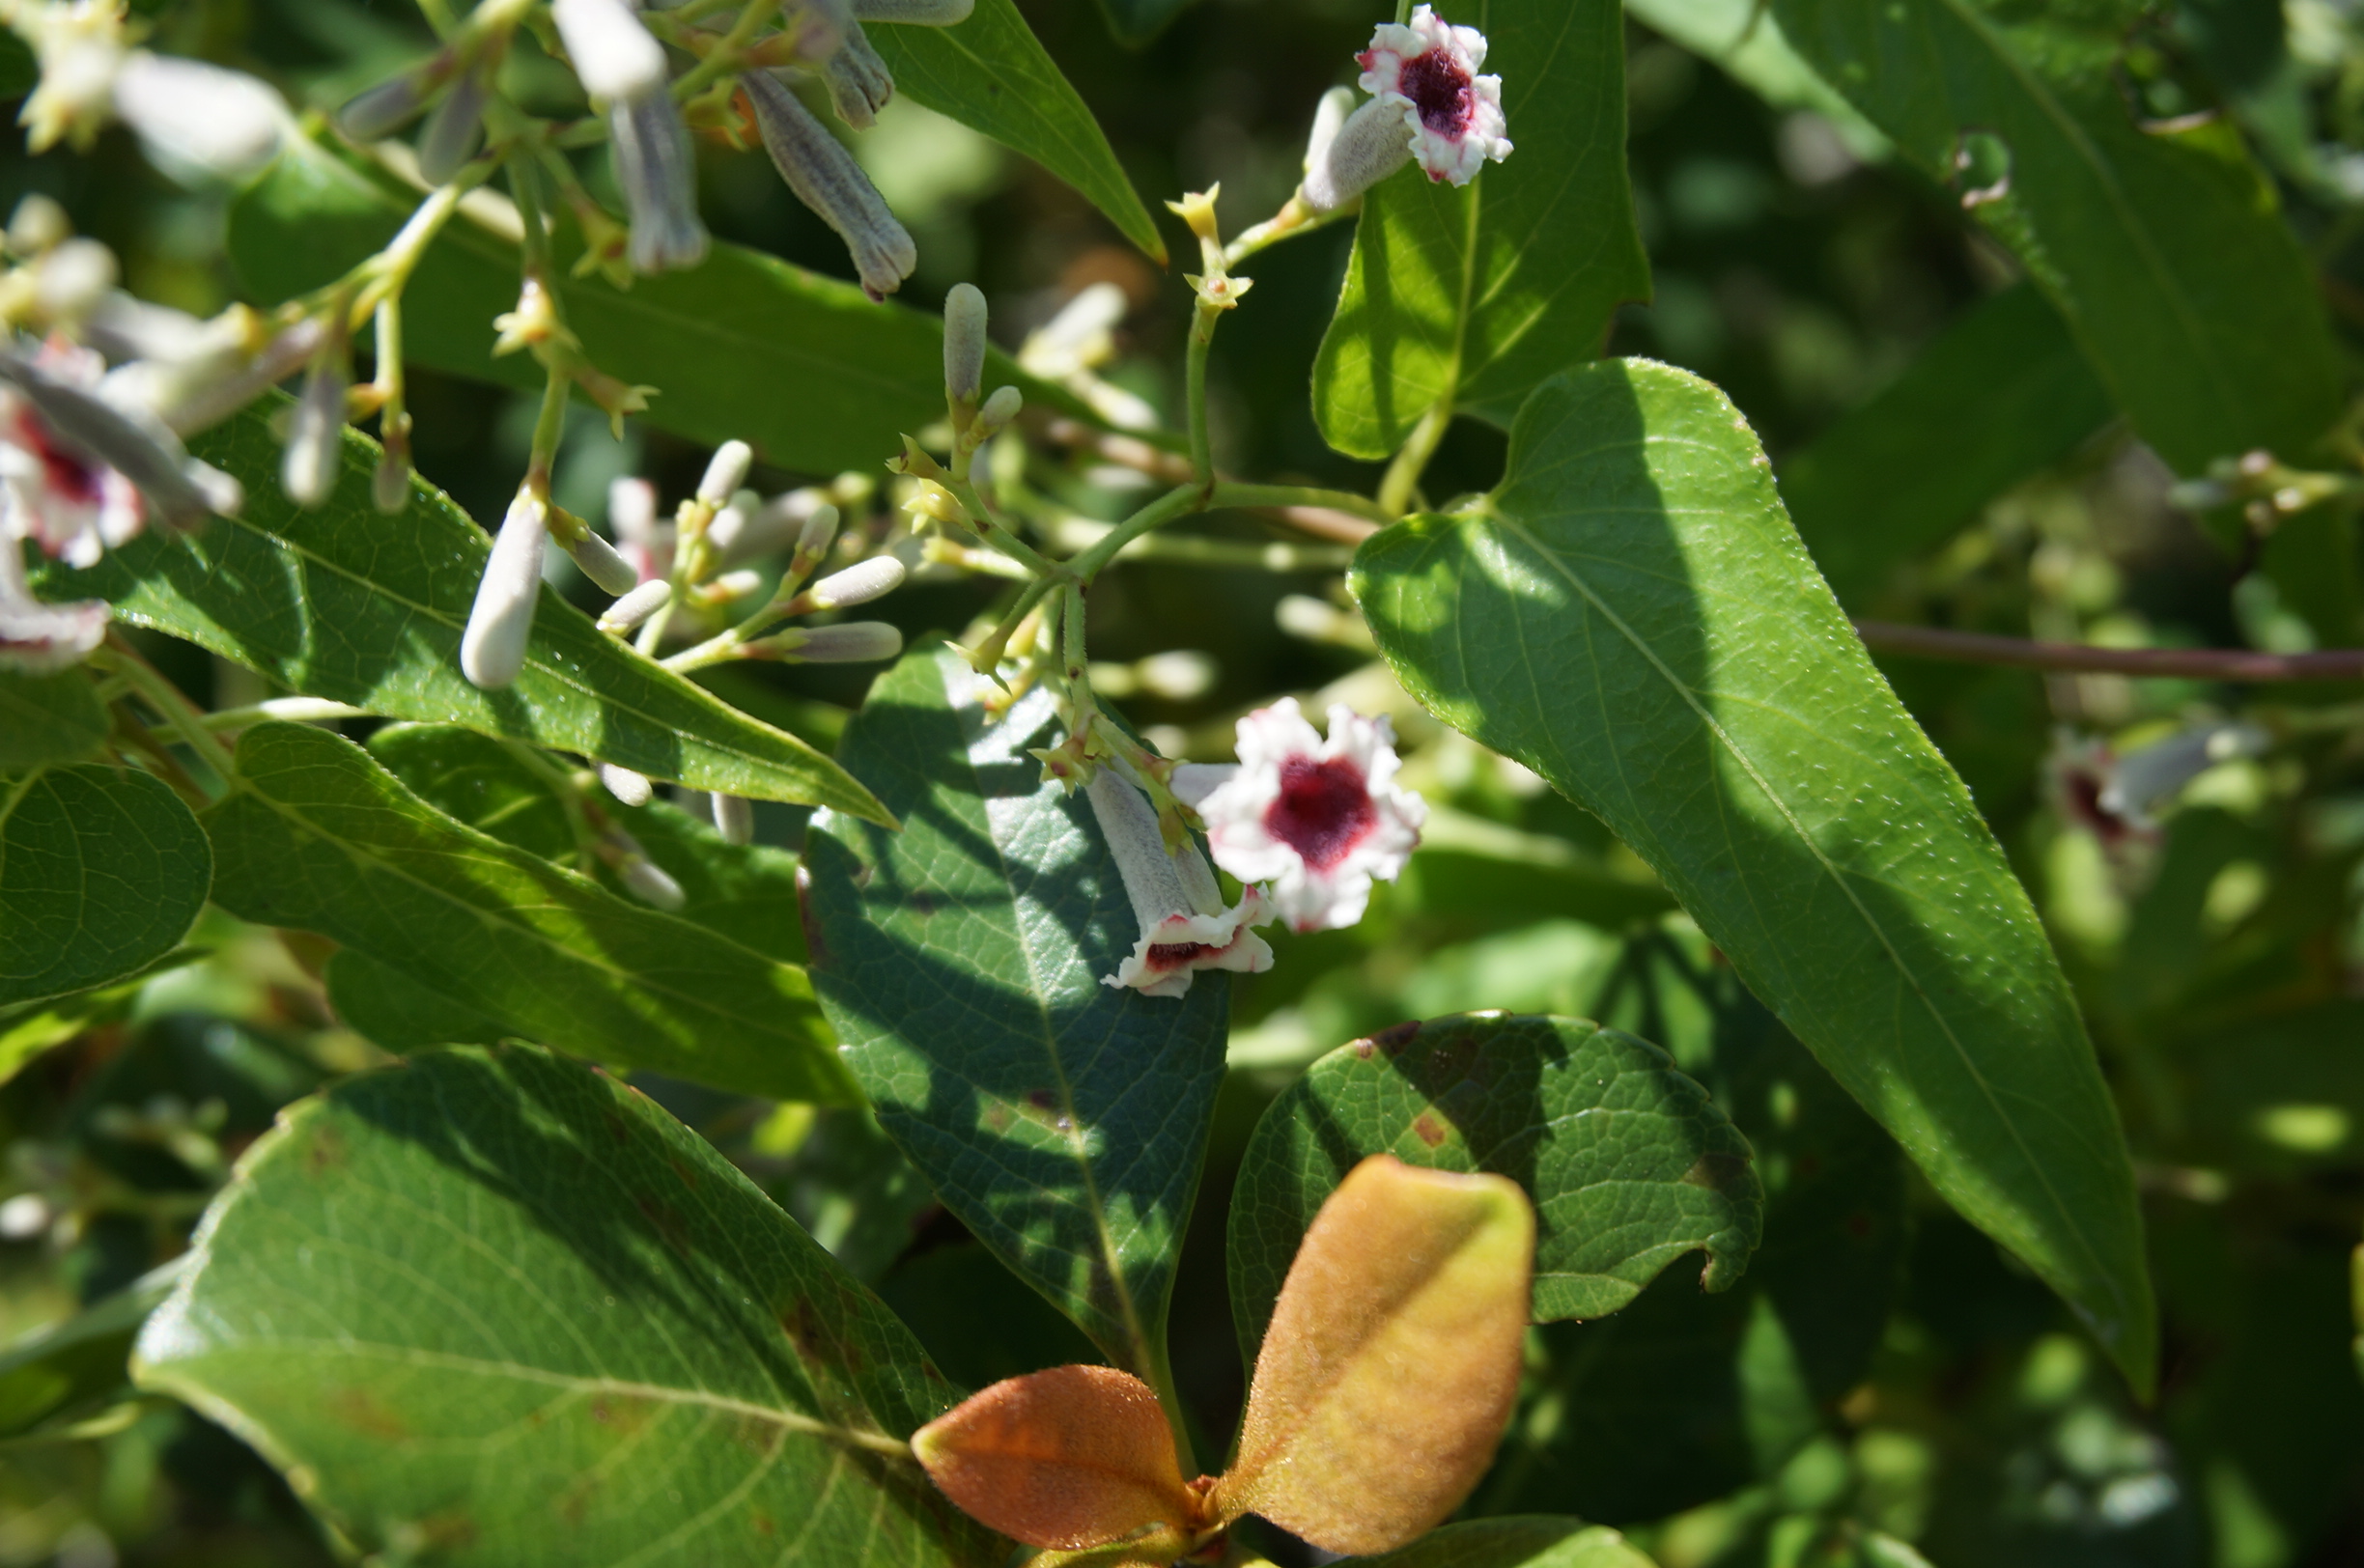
<box><xmin>1185</xmin><ymin>303</ymin><xmax>1218</xmax><ymax>487</ymax></box>
<box><xmin>947</xmin><ymin>475</ymin><xmax>1063</xmax><ymax>579</ymax></box>
<box><xmin>94</xmin><ymin>642</ymin><xmax>238</xmax><ymax>790</ymax></box>
<box><xmin>1065</xmin><ymin>484</ymin><xmax>1203</xmax><ymax>583</ymax></box>
<box><xmin>1223</xmin><ymin>194</ymin><xmax>1352</xmax><ymax>268</ymax></box>
<box><xmin>1376</xmin><ymin>398</ymin><xmax>1452</xmax><ymax>518</ymax></box>
<box><xmin>669</xmin><ymin>0</ymin><xmax>790</xmax><ymax>100</ymax></box>
<box><xmin>1207</xmin><ymin>482</ymin><xmax>1393</xmax><ymax>525</ymax></box>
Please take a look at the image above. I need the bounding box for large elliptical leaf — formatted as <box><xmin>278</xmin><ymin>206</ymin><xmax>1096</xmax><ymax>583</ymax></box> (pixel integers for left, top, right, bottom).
<box><xmin>206</xmin><ymin>722</ymin><xmax>856</xmax><ymax>1104</ymax></box>
<box><xmin>1350</xmin><ymin>359</ymin><xmax>2156</xmax><ymax>1392</ymax></box>
<box><xmin>1228</xmin><ymin>1012</ymin><xmax>1763</xmax><ymax>1361</ymax></box>
<box><xmin>0</xmin><ymin>669</ymin><xmax>108</xmax><ymax>770</ymax></box>
<box><xmin>867</xmin><ymin>0</ymin><xmax>1164</xmax><ymax>262</ymax></box>
<box><xmin>1769</xmin><ymin>0</ymin><xmax>2340</xmax><ymax>474</ymax></box>
<box><xmin>803</xmin><ymin>651</ymin><xmax>1228</xmax><ymax>1391</ymax></box>
<box><xmin>0</xmin><ymin>766</ymin><xmax>210</xmax><ymax>1008</ymax></box>
<box><xmin>228</xmin><ymin>132</ymin><xmax>1096</xmax><ymax>476</ymax></box>
<box><xmin>133</xmin><ymin>1046</ymin><xmax>999</xmax><ymax>1567</ymax></box>
<box><xmin>34</xmin><ymin>404</ymin><xmax>886</xmax><ymax>821</ymax></box>
<box><xmin>1311</xmin><ymin>0</ymin><xmax>1649</xmax><ymax>460</ymax></box>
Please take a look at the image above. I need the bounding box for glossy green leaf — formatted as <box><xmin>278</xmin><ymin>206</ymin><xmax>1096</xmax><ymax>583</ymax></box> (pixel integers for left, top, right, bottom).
<box><xmin>1311</xmin><ymin>0</ymin><xmax>1649</xmax><ymax>460</ymax></box>
<box><xmin>0</xmin><ymin>766</ymin><xmax>210</xmax><ymax>1009</ymax></box>
<box><xmin>0</xmin><ymin>669</ymin><xmax>108</xmax><ymax>771</ymax></box>
<box><xmin>1229</xmin><ymin>1011</ymin><xmax>1763</xmax><ymax>1362</ymax></box>
<box><xmin>868</xmin><ymin>0</ymin><xmax>1164</xmax><ymax>262</ymax></box>
<box><xmin>0</xmin><ymin>1260</ymin><xmax>183</xmax><ymax>1439</ymax></box>
<box><xmin>132</xmin><ymin>1046</ymin><xmax>998</xmax><ymax>1567</ymax></box>
<box><xmin>1339</xmin><ymin>1518</ymin><xmax>1659</xmax><ymax>1568</ymax></box>
<box><xmin>205</xmin><ymin>722</ymin><xmax>856</xmax><ymax>1103</ymax></box>
<box><xmin>1781</xmin><ymin>284</ymin><xmax>2114</xmax><ymax>606</ymax></box>
<box><xmin>803</xmin><ymin>650</ymin><xmax>1230</xmax><ymax>1378</ymax></box>
<box><xmin>366</xmin><ymin>722</ymin><xmax>578</xmax><ymax>861</ymax></box>
<box><xmin>39</xmin><ymin>404</ymin><xmax>888</xmax><ymax>822</ymax></box>
<box><xmin>228</xmin><ymin>131</ymin><xmax>1096</xmax><ymax>476</ymax></box>
<box><xmin>1351</xmin><ymin>359</ymin><xmax>2154</xmax><ymax>1393</ymax></box>
<box><xmin>324</xmin><ymin>949</ymin><xmax>507</xmax><ymax>1054</ymax></box>
<box><xmin>1769</xmin><ymin>0</ymin><xmax>2340</xmax><ymax>474</ymax></box>
<box><xmin>1621</xmin><ymin>0</ymin><xmax>1883</xmax><ymax>154</ymax></box>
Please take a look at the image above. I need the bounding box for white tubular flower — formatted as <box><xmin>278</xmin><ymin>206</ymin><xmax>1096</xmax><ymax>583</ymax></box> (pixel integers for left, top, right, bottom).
<box><xmin>1087</xmin><ymin>769</ymin><xmax>1273</xmax><ymax>999</ymax></box>
<box><xmin>795</xmin><ymin>498</ymin><xmax>840</xmax><ymax>559</ymax></box>
<box><xmin>2099</xmin><ymin>720</ymin><xmax>2269</xmax><ymax>829</ymax></box>
<box><xmin>802</xmin><ymin>554</ymin><xmax>904</xmax><ymax>608</ymax></box>
<box><xmin>742</xmin><ymin>70</ymin><xmax>915</xmax><ymax>300</ymax></box>
<box><xmin>339</xmin><ymin>74</ymin><xmax>428</xmax><ymax>142</ymax></box>
<box><xmin>699</xmin><ymin>439</ymin><xmax>753</xmax><ymax>505</ymax></box>
<box><xmin>0</xmin><ymin>344</ymin><xmax>236</xmax><ymax>548</ymax></box>
<box><xmin>822</xmin><ymin>22</ymin><xmax>893</xmax><ymax>130</ymax></box>
<box><xmin>1355</xmin><ymin>4</ymin><xmax>1511</xmax><ymax>187</ymax></box>
<box><xmin>461</xmin><ymin>490</ymin><xmax>549</xmax><ymax>689</ymax></box>
<box><xmin>943</xmin><ymin>282</ymin><xmax>987</xmax><ymax>406</ymax></box>
<box><xmin>608</xmin><ymin>95</ymin><xmax>711</xmax><ymax>273</ymax></box>
<box><xmin>1303</xmin><ymin>84</ymin><xmax>1356</xmax><ymax>174</ymax></box>
<box><xmin>1193</xmin><ymin>697</ymin><xmax>1425</xmax><ymax>933</ymax></box>
<box><xmin>711</xmin><ymin>792</ymin><xmax>753</xmax><ymax>845</ymax></box>
<box><xmin>280</xmin><ymin>358</ymin><xmax>347</xmax><ymax>507</ymax></box>
<box><xmin>32</xmin><ymin>238</ymin><xmax>115</xmax><ymax>327</ymax></box>
<box><xmin>111</xmin><ymin>52</ymin><xmax>288</xmax><ymax>184</ymax></box>
<box><xmin>0</xmin><ymin>528</ymin><xmax>108</xmax><ymax>672</ymax></box>
<box><xmin>852</xmin><ymin>0</ymin><xmax>972</xmax><ymax>21</ymax></box>
<box><xmin>619</xmin><ymin>850</ymin><xmax>687</xmax><ymax>910</ymax></box>
<box><xmin>9</xmin><ymin>195</ymin><xmax>70</xmax><ymax>256</ymax></box>
<box><xmin>600</xmin><ymin>762</ymin><xmax>654</xmax><ymax>807</ymax></box>
<box><xmin>789</xmin><ymin>620</ymin><xmax>902</xmax><ymax>662</ymax></box>
<box><xmin>790</xmin><ymin>0</ymin><xmax>853</xmax><ymax>61</ymax></box>
<box><xmin>597</xmin><ymin>577</ymin><xmax>671</xmax><ymax>632</ymax></box>
<box><xmin>607</xmin><ymin>474</ymin><xmax>671</xmax><ymax>580</ymax></box>
<box><xmin>1302</xmin><ymin>97</ymin><xmax>1413</xmax><ymax>212</ymax></box>
<box><xmin>564</xmin><ymin>527</ymin><xmax>641</xmax><ymax>595</ymax></box>
<box><xmin>552</xmin><ymin>0</ymin><xmax>669</xmax><ymax>102</ymax></box>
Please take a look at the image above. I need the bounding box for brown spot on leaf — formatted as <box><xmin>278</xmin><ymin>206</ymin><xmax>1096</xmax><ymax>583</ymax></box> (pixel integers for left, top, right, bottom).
<box><xmin>634</xmin><ymin>1193</ymin><xmax>691</xmax><ymax>1255</ymax></box>
<box><xmin>327</xmin><ymin>1387</ymin><xmax>409</xmax><ymax>1440</ymax></box>
<box><xmin>796</xmin><ymin>864</ymin><xmax>831</xmax><ymax>970</ymax></box>
<box><xmin>1369</xmin><ymin>1020</ymin><xmax>1421</xmax><ymax>1056</ymax></box>
<box><xmin>304</xmin><ymin>1126</ymin><xmax>345</xmax><ymax>1176</ymax></box>
<box><xmin>1412</xmin><ymin>1111</ymin><xmax>1450</xmax><ymax>1148</ymax></box>
<box><xmin>1681</xmin><ymin>1152</ymin><xmax>1750</xmax><ymax>1192</ymax></box>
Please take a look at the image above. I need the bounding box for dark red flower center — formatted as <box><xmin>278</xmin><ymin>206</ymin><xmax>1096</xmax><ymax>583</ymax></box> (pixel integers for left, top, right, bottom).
<box><xmin>1146</xmin><ymin>941</ymin><xmax>1218</xmax><ymax>969</ymax></box>
<box><xmin>14</xmin><ymin>408</ymin><xmax>105</xmax><ymax>510</ymax></box>
<box><xmin>1398</xmin><ymin>47</ymin><xmax>1474</xmax><ymax>135</ymax></box>
<box><xmin>1264</xmin><ymin>756</ymin><xmax>1377</xmax><ymax>871</ymax></box>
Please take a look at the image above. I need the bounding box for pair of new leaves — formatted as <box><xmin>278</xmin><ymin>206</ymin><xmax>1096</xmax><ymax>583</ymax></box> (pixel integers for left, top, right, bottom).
<box><xmin>915</xmin><ymin>1155</ymin><xmax>1534</xmax><ymax>1563</ymax></box>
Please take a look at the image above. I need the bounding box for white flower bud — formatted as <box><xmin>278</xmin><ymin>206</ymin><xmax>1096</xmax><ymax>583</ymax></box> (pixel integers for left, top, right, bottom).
<box><xmin>281</xmin><ymin>359</ymin><xmax>347</xmax><ymax>507</ymax></box>
<box><xmin>608</xmin><ymin>95</ymin><xmax>710</xmax><ymax>273</ymax></box>
<box><xmin>600</xmin><ymin>762</ymin><xmax>654</xmax><ymax>807</ymax></box>
<box><xmin>416</xmin><ymin>63</ymin><xmax>490</xmax><ymax>184</ymax></box>
<box><xmin>1018</xmin><ymin>281</ymin><xmax>1125</xmax><ymax>378</ymax></box>
<box><xmin>793</xmin><ymin>620</ymin><xmax>903</xmax><ymax>662</ymax></box>
<box><xmin>567</xmin><ymin>528</ymin><xmax>642</xmax><ymax>596</ymax></box>
<box><xmin>1303</xmin><ymin>97</ymin><xmax>1414</xmax><ymax>213</ymax></box>
<box><xmin>943</xmin><ymin>282</ymin><xmax>988</xmax><ymax>406</ymax></box>
<box><xmin>708</xmin><ymin>568</ymin><xmax>765</xmax><ymax>601</ymax></box>
<box><xmin>823</xmin><ymin>23</ymin><xmax>893</xmax><ymax>130</ymax></box>
<box><xmin>742</xmin><ymin>70</ymin><xmax>915</xmax><ymax>300</ymax></box>
<box><xmin>113</xmin><ymin>52</ymin><xmax>288</xmax><ymax>184</ymax></box>
<box><xmin>619</xmin><ymin>854</ymin><xmax>687</xmax><ymax>910</ymax></box>
<box><xmin>33</xmin><ymin>238</ymin><xmax>117</xmax><ymax>325</ymax></box>
<box><xmin>609</xmin><ymin>474</ymin><xmax>661</xmax><ymax>546</ymax></box>
<box><xmin>8</xmin><ymin>194</ymin><xmax>70</xmax><ymax>256</ymax></box>
<box><xmin>461</xmin><ymin>491</ymin><xmax>549</xmax><ymax>689</ymax></box>
<box><xmin>552</xmin><ymin>0</ymin><xmax>669</xmax><ymax>102</ymax></box>
<box><xmin>977</xmin><ymin>384</ymin><xmax>1023</xmax><ymax>434</ymax></box>
<box><xmin>852</xmin><ymin>0</ymin><xmax>972</xmax><ymax>20</ymax></box>
<box><xmin>372</xmin><ymin>452</ymin><xmax>411</xmax><ymax>514</ymax></box>
<box><xmin>597</xmin><ymin>577</ymin><xmax>672</xmax><ymax>631</ymax></box>
<box><xmin>712</xmin><ymin>793</ymin><xmax>753</xmax><ymax>846</ymax></box>
<box><xmin>1303</xmin><ymin>85</ymin><xmax>1356</xmax><ymax>174</ymax></box>
<box><xmin>340</xmin><ymin>74</ymin><xmax>425</xmax><ymax>142</ymax></box>
<box><xmin>699</xmin><ymin>439</ymin><xmax>753</xmax><ymax>505</ymax></box>
<box><xmin>796</xmin><ymin>500</ymin><xmax>840</xmax><ymax>560</ymax></box>
<box><xmin>804</xmin><ymin>554</ymin><xmax>904</xmax><ymax>609</ymax></box>
<box><xmin>1137</xmin><ymin>649</ymin><xmax>1216</xmax><ymax>701</ymax></box>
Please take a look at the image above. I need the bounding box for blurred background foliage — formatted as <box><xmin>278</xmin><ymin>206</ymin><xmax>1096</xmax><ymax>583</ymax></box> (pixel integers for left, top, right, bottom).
<box><xmin>5</xmin><ymin>0</ymin><xmax>2364</xmax><ymax>1564</ymax></box>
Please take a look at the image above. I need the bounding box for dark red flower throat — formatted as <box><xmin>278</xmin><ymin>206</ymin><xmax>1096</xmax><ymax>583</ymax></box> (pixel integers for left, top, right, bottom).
<box><xmin>1264</xmin><ymin>757</ymin><xmax>1377</xmax><ymax>870</ymax></box>
<box><xmin>1398</xmin><ymin>47</ymin><xmax>1474</xmax><ymax>135</ymax></box>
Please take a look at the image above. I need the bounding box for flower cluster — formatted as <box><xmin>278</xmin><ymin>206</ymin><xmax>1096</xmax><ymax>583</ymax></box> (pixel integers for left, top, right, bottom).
<box><xmin>1300</xmin><ymin>5</ymin><xmax>1510</xmax><ymax>213</ymax></box>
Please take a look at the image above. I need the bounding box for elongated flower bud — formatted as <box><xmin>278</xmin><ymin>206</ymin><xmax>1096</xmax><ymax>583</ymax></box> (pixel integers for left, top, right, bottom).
<box><xmin>619</xmin><ymin>852</ymin><xmax>686</xmax><ymax>909</ymax></box>
<box><xmin>9</xmin><ymin>193</ymin><xmax>70</xmax><ymax>256</ymax></box>
<box><xmin>1302</xmin><ymin>97</ymin><xmax>1413</xmax><ymax>213</ymax></box>
<box><xmin>796</xmin><ymin>500</ymin><xmax>841</xmax><ymax>560</ymax></box>
<box><xmin>609</xmin><ymin>95</ymin><xmax>710</xmax><ymax>273</ymax></box>
<box><xmin>281</xmin><ymin>358</ymin><xmax>347</xmax><ymax>507</ymax></box>
<box><xmin>416</xmin><ymin>61</ymin><xmax>489</xmax><ymax>184</ymax></box>
<box><xmin>852</xmin><ymin>0</ymin><xmax>972</xmax><ymax>20</ymax></box>
<box><xmin>461</xmin><ymin>490</ymin><xmax>548</xmax><ymax>688</ymax></box>
<box><xmin>943</xmin><ymin>282</ymin><xmax>987</xmax><ymax>407</ymax></box>
<box><xmin>372</xmin><ymin>448</ymin><xmax>411</xmax><ymax>514</ymax></box>
<box><xmin>823</xmin><ymin>23</ymin><xmax>893</xmax><ymax>129</ymax></box>
<box><xmin>792</xmin><ymin>620</ymin><xmax>903</xmax><ymax>662</ymax></box>
<box><xmin>742</xmin><ymin>70</ymin><xmax>915</xmax><ymax>300</ymax></box>
<box><xmin>566</xmin><ymin>528</ymin><xmax>642</xmax><ymax>595</ymax></box>
<box><xmin>1303</xmin><ymin>85</ymin><xmax>1356</xmax><ymax>174</ymax></box>
<box><xmin>699</xmin><ymin>439</ymin><xmax>753</xmax><ymax>505</ymax></box>
<box><xmin>712</xmin><ymin>792</ymin><xmax>753</xmax><ymax>846</ymax></box>
<box><xmin>552</xmin><ymin>0</ymin><xmax>668</xmax><ymax>101</ymax></box>
<box><xmin>600</xmin><ymin>762</ymin><xmax>654</xmax><ymax>807</ymax></box>
<box><xmin>977</xmin><ymin>384</ymin><xmax>1023</xmax><ymax>435</ymax></box>
<box><xmin>597</xmin><ymin>577</ymin><xmax>672</xmax><ymax>631</ymax></box>
<box><xmin>803</xmin><ymin>554</ymin><xmax>904</xmax><ymax>609</ymax></box>
<box><xmin>112</xmin><ymin>52</ymin><xmax>288</xmax><ymax>184</ymax></box>
<box><xmin>339</xmin><ymin>73</ymin><xmax>426</xmax><ymax>141</ymax></box>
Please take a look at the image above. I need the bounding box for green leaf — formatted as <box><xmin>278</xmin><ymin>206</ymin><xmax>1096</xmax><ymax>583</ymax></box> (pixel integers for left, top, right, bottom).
<box><xmin>1769</xmin><ymin>0</ymin><xmax>2340</xmax><ymax>474</ymax></box>
<box><xmin>1621</xmin><ymin>0</ymin><xmax>1884</xmax><ymax>154</ymax></box>
<box><xmin>205</xmin><ymin>722</ymin><xmax>856</xmax><ymax>1103</ymax></box>
<box><xmin>1339</xmin><ymin>1518</ymin><xmax>1659</xmax><ymax>1568</ymax></box>
<box><xmin>1310</xmin><ymin>0</ymin><xmax>1649</xmax><ymax>460</ymax></box>
<box><xmin>0</xmin><ymin>766</ymin><xmax>211</xmax><ymax>1009</ymax></box>
<box><xmin>132</xmin><ymin>1045</ymin><xmax>998</xmax><ymax>1566</ymax></box>
<box><xmin>1228</xmin><ymin>1011</ymin><xmax>1763</xmax><ymax>1363</ymax></box>
<box><xmin>228</xmin><ymin>131</ymin><xmax>1098</xmax><ymax>476</ymax></box>
<box><xmin>324</xmin><ymin>949</ymin><xmax>507</xmax><ymax>1053</ymax></box>
<box><xmin>39</xmin><ymin>404</ymin><xmax>889</xmax><ymax>822</ymax></box>
<box><xmin>868</xmin><ymin>0</ymin><xmax>1164</xmax><ymax>263</ymax></box>
<box><xmin>0</xmin><ymin>669</ymin><xmax>108</xmax><ymax>771</ymax></box>
<box><xmin>0</xmin><ymin>1261</ymin><xmax>184</xmax><ymax>1439</ymax></box>
<box><xmin>1350</xmin><ymin>359</ymin><xmax>2155</xmax><ymax>1393</ymax></box>
<box><xmin>0</xmin><ymin>946</ymin><xmax>204</xmax><ymax>1083</ymax></box>
<box><xmin>803</xmin><ymin>649</ymin><xmax>1230</xmax><ymax>1379</ymax></box>
<box><xmin>1781</xmin><ymin>284</ymin><xmax>2114</xmax><ymax>607</ymax></box>
<box><xmin>366</xmin><ymin>722</ymin><xmax>578</xmax><ymax>861</ymax></box>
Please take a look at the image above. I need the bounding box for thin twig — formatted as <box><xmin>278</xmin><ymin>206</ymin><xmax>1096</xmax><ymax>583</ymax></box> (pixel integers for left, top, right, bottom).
<box><xmin>1040</xmin><ymin>420</ymin><xmax>1385</xmax><ymax>543</ymax></box>
<box><xmin>1855</xmin><ymin>620</ymin><xmax>2364</xmax><ymax>681</ymax></box>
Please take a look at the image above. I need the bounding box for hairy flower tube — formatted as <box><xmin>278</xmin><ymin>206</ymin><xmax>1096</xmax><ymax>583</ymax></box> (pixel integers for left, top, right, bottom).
<box><xmin>1087</xmin><ymin>768</ymin><xmax>1273</xmax><ymax>998</ymax></box>
<box><xmin>461</xmin><ymin>489</ymin><xmax>549</xmax><ymax>689</ymax></box>
<box><xmin>742</xmin><ymin>70</ymin><xmax>915</xmax><ymax>299</ymax></box>
<box><xmin>1178</xmin><ymin>698</ymin><xmax>1425</xmax><ymax>934</ymax></box>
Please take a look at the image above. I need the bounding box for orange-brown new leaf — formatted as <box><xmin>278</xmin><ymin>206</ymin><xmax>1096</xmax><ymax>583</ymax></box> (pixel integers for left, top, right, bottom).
<box><xmin>1212</xmin><ymin>1154</ymin><xmax>1535</xmax><ymax>1555</ymax></box>
<box><xmin>912</xmin><ymin>1364</ymin><xmax>1198</xmax><ymax>1550</ymax></box>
